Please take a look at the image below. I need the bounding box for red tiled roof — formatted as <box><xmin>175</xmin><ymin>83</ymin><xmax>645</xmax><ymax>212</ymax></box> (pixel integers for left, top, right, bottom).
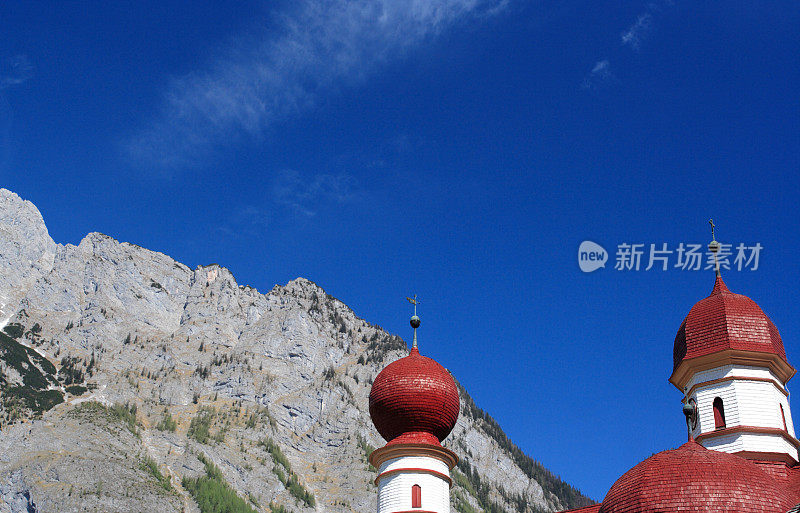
<box><xmin>385</xmin><ymin>431</ymin><xmax>441</xmax><ymax>446</ymax></box>
<box><xmin>369</xmin><ymin>347</ymin><xmax>460</xmax><ymax>445</ymax></box>
<box><xmin>673</xmin><ymin>275</ymin><xmax>787</xmax><ymax>372</ymax></box>
<box><xmin>786</xmin><ymin>465</ymin><xmax>800</xmax><ymax>499</ymax></box>
<box><xmin>600</xmin><ymin>442</ymin><xmax>797</xmax><ymax>513</ymax></box>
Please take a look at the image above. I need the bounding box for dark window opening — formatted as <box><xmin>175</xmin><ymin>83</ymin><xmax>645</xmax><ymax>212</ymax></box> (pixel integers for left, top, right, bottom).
<box><xmin>713</xmin><ymin>397</ymin><xmax>726</xmax><ymax>430</ymax></box>
<box><xmin>412</xmin><ymin>484</ymin><xmax>421</xmax><ymax>508</ymax></box>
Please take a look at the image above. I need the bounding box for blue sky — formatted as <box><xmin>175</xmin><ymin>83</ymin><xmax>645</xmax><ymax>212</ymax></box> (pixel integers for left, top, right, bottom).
<box><xmin>2</xmin><ymin>0</ymin><xmax>799</xmax><ymax>502</ymax></box>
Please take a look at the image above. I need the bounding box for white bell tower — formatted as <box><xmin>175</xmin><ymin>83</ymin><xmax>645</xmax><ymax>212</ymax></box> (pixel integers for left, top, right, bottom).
<box><xmin>370</xmin><ymin>443</ymin><xmax>457</xmax><ymax>513</ymax></box>
<box><xmin>674</xmin><ymin>223</ymin><xmax>799</xmax><ymax>464</ymax></box>
<box><xmin>368</xmin><ymin>296</ymin><xmax>460</xmax><ymax>513</ymax></box>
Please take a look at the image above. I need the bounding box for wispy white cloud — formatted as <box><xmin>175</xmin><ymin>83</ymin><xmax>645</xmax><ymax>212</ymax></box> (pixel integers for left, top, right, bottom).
<box><xmin>0</xmin><ymin>55</ymin><xmax>33</xmax><ymax>90</ymax></box>
<box><xmin>212</xmin><ymin>170</ymin><xmax>358</xmax><ymax>237</ymax></box>
<box><xmin>234</xmin><ymin>205</ymin><xmax>271</xmax><ymax>228</ymax></box>
<box><xmin>591</xmin><ymin>60</ymin><xmax>611</xmax><ymax>76</ymax></box>
<box><xmin>621</xmin><ymin>13</ymin><xmax>653</xmax><ymax>50</ymax></box>
<box><xmin>125</xmin><ymin>0</ymin><xmax>510</xmax><ymax>170</ymax></box>
<box><xmin>583</xmin><ymin>1</ymin><xmax>675</xmax><ymax>89</ymax></box>
<box><xmin>582</xmin><ymin>59</ymin><xmax>614</xmax><ymax>89</ymax></box>
<box><xmin>273</xmin><ymin>169</ymin><xmax>360</xmax><ymax>217</ymax></box>
<box><xmin>212</xmin><ymin>204</ymin><xmax>272</xmax><ymax>238</ymax></box>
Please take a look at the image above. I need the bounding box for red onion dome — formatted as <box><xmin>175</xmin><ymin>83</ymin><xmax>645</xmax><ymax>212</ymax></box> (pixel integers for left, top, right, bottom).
<box><xmin>369</xmin><ymin>347</ymin><xmax>460</xmax><ymax>445</ymax></box>
<box><xmin>600</xmin><ymin>442</ymin><xmax>795</xmax><ymax>513</ymax></box>
<box><xmin>673</xmin><ymin>275</ymin><xmax>788</xmax><ymax>372</ymax></box>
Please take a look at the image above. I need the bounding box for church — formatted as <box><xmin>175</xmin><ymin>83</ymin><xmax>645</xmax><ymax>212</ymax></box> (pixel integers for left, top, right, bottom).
<box><xmin>364</xmin><ymin>238</ymin><xmax>800</xmax><ymax>512</ymax></box>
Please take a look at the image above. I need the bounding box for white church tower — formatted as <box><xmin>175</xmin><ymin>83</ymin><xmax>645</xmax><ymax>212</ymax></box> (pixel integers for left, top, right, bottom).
<box><xmin>368</xmin><ymin>297</ymin><xmax>460</xmax><ymax>513</ymax></box>
<box><xmin>673</xmin><ymin>223</ymin><xmax>799</xmax><ymax>464</ymax></box>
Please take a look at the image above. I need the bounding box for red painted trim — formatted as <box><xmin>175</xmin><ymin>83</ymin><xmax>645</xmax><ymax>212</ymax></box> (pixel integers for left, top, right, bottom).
<box><xmin>370</xmin><ymin>444</ymin><xmax>458</xmax><ymax>470</ymax></box>
<box><xmin>695</xmin><ymin>425</ymin><xmax>800</xmax><ymax>449</ymax></box>
<box><xmin>375</xmin><ymin>467</ymin><xmax>452</xmax><ymax>488</ymax></box>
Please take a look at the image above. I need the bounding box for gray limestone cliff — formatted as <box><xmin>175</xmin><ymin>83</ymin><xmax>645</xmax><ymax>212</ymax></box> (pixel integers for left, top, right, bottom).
<box><xmin>0</xmin><ymin>188</ymin><xmax>593</xmax><ymax>513</ymax></box>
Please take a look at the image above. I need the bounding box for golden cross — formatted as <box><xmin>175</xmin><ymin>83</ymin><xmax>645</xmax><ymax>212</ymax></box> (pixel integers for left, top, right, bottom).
<box><xmin>406</xmin><ymin>294</ymin><xmax>419</xmax><ymax>316</ymax></box>
<box><xmin>709</xmin><ymin>218</ymin><xmax>716</xmax><ymax>241</ymax></box>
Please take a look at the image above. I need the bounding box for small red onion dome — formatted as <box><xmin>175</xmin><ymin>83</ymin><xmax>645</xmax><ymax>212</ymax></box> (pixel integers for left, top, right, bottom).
<box><xmin>369</xmin><ymin>347</ymin><xmax>460</xmax><ymax>445</ymax></box>
<box><xmin>600</xmin><ymin>442</ymin><xmax>796</xmax><ymax>513</ymax></box>
<box><xmin>673</xmin><ymin>275</ymin><xmax>788</xmax><ymax>372</ymax></box>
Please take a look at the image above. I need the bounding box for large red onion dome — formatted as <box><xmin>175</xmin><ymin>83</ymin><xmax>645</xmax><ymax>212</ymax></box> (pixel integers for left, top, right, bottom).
<box><xmin>600</xmin><ymin>441</ymin><xmax>796</xmax><ymax>513</ymax></box>
<box><xmin>369</xmin><ymin>347</ymin><xmax>460</xmax><ymax>446</ymax></box>
<box><xmin>673</xmin><ymin>274</ymin><xmax>788</xmax><ymax>373</ymax></box>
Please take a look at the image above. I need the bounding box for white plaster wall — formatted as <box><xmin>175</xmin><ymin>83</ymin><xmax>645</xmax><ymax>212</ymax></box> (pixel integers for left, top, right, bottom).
<box><xmin>703</xmin><ymin>431</ymin><xmax>798</xmax><ymax>460</ymax></box>
<box><xmin>700</xmin><ymin>430</ymin><xmax>744</xmax><ymax>453</ymax></box>
<box><xmin>687</xmin><ymin>364</ymin><xmax>797</xmax><ymax>461</ymax></box>
<box><xmin>379</xmin><ymin>456</ymin><xmax>450</xmax><ymax>477</ymax></box>
<box><xmin>685</xmin><ymin>365</ymin><xmax>779</xmax><ymax>391</ymax></box>
<box><xmin>782</xmin><ymin>393</ymin><xmax>795</xmax><ymax>436</ymax></box>
<box><xmin>692</xmin><ymin>381</ymin><xmax>739</xmax><ymax>434</ymax></box>
<box><xmin>733</xmin><ymin>380</ymin><xmax>793</xmax><ymax>434</ymax></box>
<box><xmin>689</xmin><ymin>365</ymin><xmax>791</xmax><ymax>435</ymax></box>
<box><xmin>377</xmin><ymin>455</ymin><xmax>450</xmax><ymax>513</ymax></box>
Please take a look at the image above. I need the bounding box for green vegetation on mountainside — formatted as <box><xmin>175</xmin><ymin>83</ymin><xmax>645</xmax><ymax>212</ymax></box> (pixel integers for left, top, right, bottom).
<box><xmin>0</xmin><ymin>328</ymin><xmax>63</xmax><ymax>424</ymax></box>
<box><xmin>182</xmin><ymin>453</ymin><xmax>258</xmax><ymax>513</ymax></box>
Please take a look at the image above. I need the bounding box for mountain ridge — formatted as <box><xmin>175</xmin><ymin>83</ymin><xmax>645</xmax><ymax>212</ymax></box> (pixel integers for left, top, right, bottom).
<box><xmin>0</xmin><ymin>188</ymin><xmax>593</xmax><ymax>513</ymax></box>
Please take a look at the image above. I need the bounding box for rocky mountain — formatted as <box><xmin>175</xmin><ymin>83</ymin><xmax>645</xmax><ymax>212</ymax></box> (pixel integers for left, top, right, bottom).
<box><xmin>0</xmin><ymin>188</ymin><xmax>592</xmax><ymax>513</ymax></box>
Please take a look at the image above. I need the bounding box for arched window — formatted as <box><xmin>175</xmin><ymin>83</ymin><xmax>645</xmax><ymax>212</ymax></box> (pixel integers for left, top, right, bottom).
<box><xmin>781</xmin><ymin>404</ymin><xmax>788</xmax><ymax>431</ymax></box>
<box><xmin>412</xmin><ymin>484</ymin><xmax>421</xmax><ymax>508</ymax></box>
<box><xmin>713</xmin><ymin>397</ymin><xmax>726</xmax><ymax>429</ymax></box>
